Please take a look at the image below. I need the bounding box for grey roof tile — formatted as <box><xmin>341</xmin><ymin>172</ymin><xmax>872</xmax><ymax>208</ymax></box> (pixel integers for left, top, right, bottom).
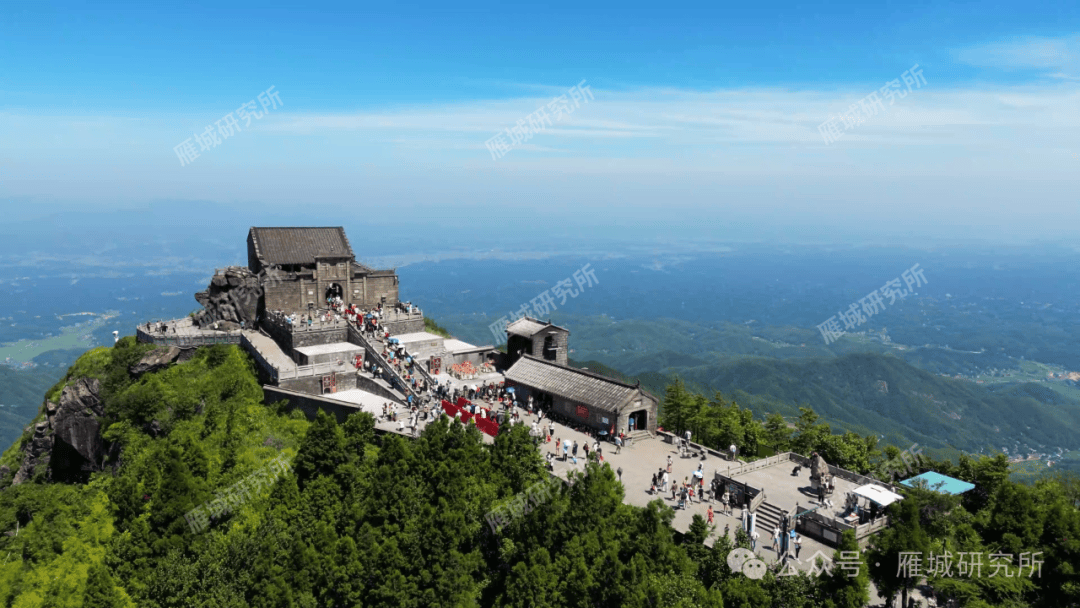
<box><xmin>505</xmin><ymin>355</ymin><xmax>651</xmax><ymax>412</ymax></box>
<box><xmin>250</xmin><ymin>227</ymin><xmax>354</xmax><ymax>266</ymax></box>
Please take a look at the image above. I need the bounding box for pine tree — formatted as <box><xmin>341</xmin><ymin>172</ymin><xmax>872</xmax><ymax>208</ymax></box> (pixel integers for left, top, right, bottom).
<box><xmin>823</xmin><ymin>530</ymin><xmax>869</xmax><ymax>608</ymax></box>
<box><xmin>293</xmin><ymin>410</ymin><xmax>348</xmax><ymax>488</ymax></box>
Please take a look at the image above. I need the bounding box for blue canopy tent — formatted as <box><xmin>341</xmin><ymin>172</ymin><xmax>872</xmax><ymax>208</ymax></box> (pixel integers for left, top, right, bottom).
<box><xmin>899</xmin><ymin>471</ymin><xmax>976</xmax><ymax>495</ymax></box>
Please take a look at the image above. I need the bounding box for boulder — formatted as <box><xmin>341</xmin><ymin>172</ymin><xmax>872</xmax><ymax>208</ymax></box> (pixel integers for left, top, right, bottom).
<box><xmin>129</xmin><ymin>346</ymin><xmax>183</xmax><ymax>377</ymax></box>
<box><xmin>143</xmin><ymin>420</ymin><xmax>164</xmax><ymax>438</ymax></box>
<box><xmin>193</xmin><ymin>266</ymin><xmax>262</xmax><ymax>329</ymax></box>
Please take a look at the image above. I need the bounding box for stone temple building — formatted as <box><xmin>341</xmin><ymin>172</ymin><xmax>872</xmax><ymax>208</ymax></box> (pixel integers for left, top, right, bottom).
<box><xmin>505</xmin><ymin>353</ymin><xmax>658</xmax><ymax>436</ymax></box>
<box><xmin>505</xmin><ymin>317</ymin><xmax>569</xmax><ymax>367</ymax></box>
<box><xmin>139</xmin><ymin>227</ymin><xmax>656</xmax><ymax>442</ymax></box>
<box><xmin>248</xmin><ymin>226</ymin><xmax>400</xmax><ymax>312</ymax></box>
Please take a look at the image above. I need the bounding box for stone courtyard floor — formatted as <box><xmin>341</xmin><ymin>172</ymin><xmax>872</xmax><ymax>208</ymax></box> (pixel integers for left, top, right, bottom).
<box><xmin>526</xmin><ymin>407</ymin><xmax>843</xmax><ymax>573</ymax></box>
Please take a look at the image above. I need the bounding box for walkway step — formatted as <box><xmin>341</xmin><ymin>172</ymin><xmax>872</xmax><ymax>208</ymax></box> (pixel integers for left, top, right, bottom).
<box><xmin>241</xmin><ymin>329</ymin><xmax>297</xmax><ymax>373</ymax></box>
<box><xmin>356</xmin><ymin>371</ymin><xmax>407</xmax><ymax>403</ymax></box>
<box><xmin>754</xmin><ymin>501</ymin><xmax>786</xmax><ymax>533</ymax></box>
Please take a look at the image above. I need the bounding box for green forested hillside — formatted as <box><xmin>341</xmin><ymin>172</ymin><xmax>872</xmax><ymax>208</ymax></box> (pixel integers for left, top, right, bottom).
<box><xmin>577</xmin><ymin>349</ymin><xmax>1080</xmax><ymax>456</ymax></box>
<box><xmin>0</xmin><ymin>366</ymin><xmax>63</xmax><ymax>454</ymax></box>
<box><xmin>0</xmin><ymin>340</ymin><xmax>1077</xmax><ymax>607</ymax></box>
<box><xmin>551</xmin><ymin>315</ymin><xmax>1080</xmax><ymax>452</ymax></box>
<box><xmin>674</xmin><ymin>352</ymin><xmax>1080</xmax><ymax>453</ymax></box>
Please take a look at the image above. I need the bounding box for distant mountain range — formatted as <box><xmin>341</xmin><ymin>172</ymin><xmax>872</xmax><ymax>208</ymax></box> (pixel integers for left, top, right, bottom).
<box><xmin>0</xmin><ymin>367</ymin><xmax>58</xmax><ymax>455</ymax></box>
<box><xmin>574</xmin><ymin>349</ymin><xmax>1080</xmax><ymax>459</ymax></box>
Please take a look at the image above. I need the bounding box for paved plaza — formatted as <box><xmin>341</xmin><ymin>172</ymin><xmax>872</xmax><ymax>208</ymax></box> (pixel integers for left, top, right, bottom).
<box><xmin>524</xmin><ymin>407</ymin><xmax>840</xmax><ymax>572</ymax></box>
<box><xmin>728</xmin><ymin>460</ymin><xmax>863</xmax><ymax>521</ymax></box>
<box><xmin>321</xmin><ymin>391</ymin><xmax>855</xmax><ymax>575</ymax></box>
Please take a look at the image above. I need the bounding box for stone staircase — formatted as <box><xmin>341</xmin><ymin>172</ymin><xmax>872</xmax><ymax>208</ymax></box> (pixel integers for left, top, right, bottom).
<box><xmin>754</xmin><ymin>500</ymin><xmax>786</xmax><ymax>536</ymax></box>
<box><xmin>347</xmin><ymin>324</ymin><xmax>419</xmax><ymax>400</ymax></box>
<box><xmin>355</xmin><ymin>370</ymin><xmax>407</xmax><ymax>404</ymax></box>
<box><xmin>625</xmin><ymin>430</ymin><xmax>652</xmax><ymax>447</ymax></box>
<box><xmin>240</xmin><ymin>329</ymin><xmax>296</xmax><ymax>381</ymax></box>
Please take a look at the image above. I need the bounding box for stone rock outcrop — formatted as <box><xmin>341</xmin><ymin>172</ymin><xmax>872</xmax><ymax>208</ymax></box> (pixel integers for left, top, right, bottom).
<box><xmin>129</xmin><ymin>346</ymin><xmax>183</xmax><ymax>377</ymax></box>
<box><xmin>11</xmin><ymin>377</ymin><xmax>109</xmax><ymax>485</ymax></box>
<box><xmin>11</xmin><ymin>421</ymin><xmax>54</xmax><ymax>485</ymax></box>
<box><xmin>47</xmin><ymin>378</ymin><xmax>107</xmax><ymax>483</ymax></box>
<box><xmin>143</xmin><ymin>420</ymin><xmax>163</xmax><ymax>439</ymax></box>
<box><xmin>193</xmin><ymin>266</ymin><xmax>263</xmax><ymax>329</ymax></box>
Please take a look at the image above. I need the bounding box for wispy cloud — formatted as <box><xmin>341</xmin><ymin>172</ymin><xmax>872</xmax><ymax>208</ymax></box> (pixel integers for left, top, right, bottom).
<box><xmin>957</xmin><ymin>35</ymin><xmax>1080</xmax><ymax>79</ymax></box>
<box><xmin>2</xmin><ymin>71</ymin><xmax>1079</xmax><ymax>244</ymax></box>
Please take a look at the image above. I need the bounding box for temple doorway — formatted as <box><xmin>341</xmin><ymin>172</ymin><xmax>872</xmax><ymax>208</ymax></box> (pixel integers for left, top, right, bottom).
<box><xmin>325</xmin><ymin>283</ymin><xmax>343</xmax><ymax>303</ymax></box>
<box><xmin>543</xmin><ymin>335</ymin><xmax>556</xmax><ymax>361</ymax></box>
<box><xmin>628</xmin><ymin>409</ymin><xmax>648</xmax><ymax>433</ymax></box>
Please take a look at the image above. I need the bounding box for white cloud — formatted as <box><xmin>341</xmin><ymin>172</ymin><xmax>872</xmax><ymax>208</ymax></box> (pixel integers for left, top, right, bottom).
<box><xmin>957</xmin><ymin>35</ymin><xmax>1080</xmax><ymax>78</ymax></box>
<box><xmin>1</xmin><ymin>73</ymin><xmax>1079</xmax><ymax>243</ymax></box>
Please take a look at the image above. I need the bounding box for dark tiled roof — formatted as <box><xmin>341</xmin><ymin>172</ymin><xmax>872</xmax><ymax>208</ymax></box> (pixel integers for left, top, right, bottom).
<box><xmin>505</xmin><ymin>355</ymin><xmax>650</xmax><ymax>412</ymax></box>
<box><xmin>507</xmin><ymin>318</ymin><xmax>548</xmax><ymax>336</ymax></box>
<box><xmin>507</xmin><ymin>316</ymin><xmax>569</xmax><ymax>337</ymax></box>
<box><xmin>249</xmin><ymin>227</ymin><xmax>354</xmax><ymax>266</ymax></box>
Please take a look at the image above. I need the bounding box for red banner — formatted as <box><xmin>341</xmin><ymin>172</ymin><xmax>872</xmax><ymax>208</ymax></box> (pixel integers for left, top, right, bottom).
<box><xmin>576</xmin><ymin>405</ymin><xmax>589</xmax><ymax>419</ymax></box>
<box><xmin>441</xmin><ymin>399</ymin><xmax>499</xmax><ymax>437</ymax></box>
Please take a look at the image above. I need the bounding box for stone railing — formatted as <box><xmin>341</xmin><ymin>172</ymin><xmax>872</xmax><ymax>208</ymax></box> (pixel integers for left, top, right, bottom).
<box><xmin>264</xmin><ymin>310</ymin><xmax>348</xmax><ymax>334</ymax></box>
<box><xmin>656</xmin><ymin>430</ymin><xmax>719</xmax><ymax>453</ymax></box>
<box><xmin>410</xmin><ymin>352</ymin><xmax>436</xmax><ymax>388</ymax></box>
<box><xmin>749</xmin><ymin>488</ymin><xmax>767</xmax><ymax>512</ymax></box>
<box><xmin>278</xmin><ymin>361</ymin><xmax>352</xmax><ymax>381</ymax></box>
<box><xmin>137</xmin><ymin>328</ymin><xmax>241</xmax><ymax>347</ymax></box>
<box><xmin>797</xmin><ymin>505</ymin><xmax>891</xmax><ymax>546</ymax></box>
<box><xmin>720</xmin><ymin>452</ymin><xmax>794</xmax><ymax>477</ymax></box>
<box><xmin>381</xmin><ymin>308</ymin><xmax>423</xmax><ymax>322</ymax></box>
<box><xmin>856</xmin><ymin>515</ymin><xmax>891</xmax><ymax>537</ymax></box>
<box><xmin>347</xmin><ymin>324</ymin><xmax>416</xmax><ymax>399</ymax></box>
<box><xmin>802</xmin><ymin>508</ymin><xmax>851</xmax><ymax>531</ymax></box>
<box><xmin>240</xmin><ymin>332</ymin><xmax>281</xmax><ymax>383</ymax></box>
<box><xmin>826</xmin><ymin>463</ymin><xmax>900</xmax><ymax>492</ymax></box>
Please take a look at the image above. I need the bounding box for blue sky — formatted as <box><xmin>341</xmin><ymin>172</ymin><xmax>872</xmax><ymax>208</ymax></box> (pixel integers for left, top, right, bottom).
<box><xmin>1</xmin><ymin>1</ymin><xmax>1079</xmax><ymax>246</ymax></box>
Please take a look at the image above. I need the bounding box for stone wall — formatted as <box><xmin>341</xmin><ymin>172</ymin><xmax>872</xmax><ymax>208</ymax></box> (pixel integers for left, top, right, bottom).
<box><xmin>383</xmin><ymin>318</ymin><xmax>424</xmax><ymax>335</ymax></box>
<box><xmin>549</xmin><ymin>395</ymin><xmax>620</xmax><ymax>432</ymax></box>
<box><xmin>297</xmin><ymin>326</ymin><xmax>349</xmax><ymax>347</ymax></box>
<box><xmin>355</xmin><ymin>373</ymin><xmax>404</xmax><ymax>403</ymax></box>
<box><xmin>260</xmin><ymin>312</ymin><xmax>349</xmax><ymax>351</ymax></box>
<box><xmin>530</xmin><ymin>327</ymin><xmax>569</xmax><ymax>366</ymax></box>
<box><xmin>261</xmin><ymin>271</ymin><xmax>398</xmax><ymax>314</ymax></box>
<box><xmin>447</xmin><ymin>348</ymin><xmax>497</xmax><ymax>367</ymax></box>
<box><xmin>296</xmin><ymin>346</ymin><xmax>364</xmax><ymax>366</ymax></box>
<box><xmin>361</xmin><ymin>273</ymin><xmax>399</xmax><ymax>308</ymax></box>
<box><xmin>279</xmin><ymin>371</ymin><xmax>357</xmax><ymax>395</ymax></box>
<box><xmin>263</xmin><ymin>273</ymin><xmax>313</xmax><ymax>313</ymax></box>
<box><xmin>507</xmin><ymin>382</ymin><xmax>656</xmax><ymax>436</ymax></box>
<box><xmin>263</xmin><ymin>386</ymin><xmax>364</xmax><ymax>424</ymax></box>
